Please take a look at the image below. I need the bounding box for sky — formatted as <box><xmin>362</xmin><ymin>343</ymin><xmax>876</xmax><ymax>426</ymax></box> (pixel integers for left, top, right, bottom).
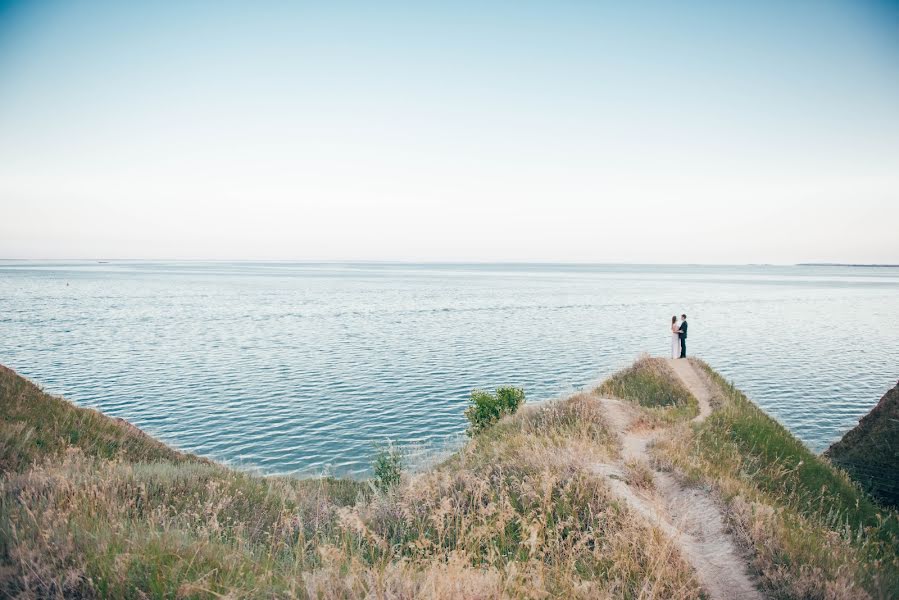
<box><xmin>1</xmin><ymin>1</ymin><xmax>898</xmax><ymax>263</ymax></box>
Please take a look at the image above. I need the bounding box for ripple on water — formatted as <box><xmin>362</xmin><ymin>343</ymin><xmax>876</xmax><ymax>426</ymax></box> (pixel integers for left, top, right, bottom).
<box><xmin>1</xmin><ymin>261</ymin><xmax>898</xmax><ymax>477</ymax></box>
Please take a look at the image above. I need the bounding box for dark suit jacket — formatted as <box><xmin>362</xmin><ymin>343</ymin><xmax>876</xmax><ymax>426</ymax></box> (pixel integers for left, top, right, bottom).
<box><xmin>678</xmin><ymin>321</ymin><xmax>688</xmax><ymax>339</ymax></box>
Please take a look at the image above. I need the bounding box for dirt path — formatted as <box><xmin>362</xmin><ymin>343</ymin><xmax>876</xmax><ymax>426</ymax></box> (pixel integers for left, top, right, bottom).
<box><xmin>591</xmin><ymin>359</ymin><xmax>763</xmax><ymax>600</ymax></box>
<box><xmin>667</xmin><ymin>358</ymin><xmax>713</xmax><ymax>423</ymax></box>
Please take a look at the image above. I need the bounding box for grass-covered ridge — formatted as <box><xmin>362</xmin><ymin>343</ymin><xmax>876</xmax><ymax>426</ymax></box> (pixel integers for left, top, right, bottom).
<box><xmin>653</xmin><ymin>359</ymin><xmax>899</xmax><ymax>599</ymax></box>
<box><xmin>825</xmin><ymin>382</ymin><xmax>899</xmax><ymax>509</ymax></box>
<box><xmin>1</xmin><ymin>366</ymin><xmax>702</xmax><ymax>598</ymax></box>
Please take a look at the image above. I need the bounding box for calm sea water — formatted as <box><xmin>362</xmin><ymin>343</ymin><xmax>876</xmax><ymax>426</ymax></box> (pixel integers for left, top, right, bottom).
<box><xmin>1</xmin><ymin>261</ymin><xmax>897</xmax><ymax>476</ymax></box>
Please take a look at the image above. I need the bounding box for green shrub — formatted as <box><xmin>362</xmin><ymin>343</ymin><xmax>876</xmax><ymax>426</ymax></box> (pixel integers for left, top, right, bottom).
<box><xmin>465</xmin><ymin>386</ymin><xmax>525</xmax><ymax>435</ymax></box>
<box><xmin>371</xmin><ymin>442</ymin><xmax>404</xmax><ymax>492</ymax></box>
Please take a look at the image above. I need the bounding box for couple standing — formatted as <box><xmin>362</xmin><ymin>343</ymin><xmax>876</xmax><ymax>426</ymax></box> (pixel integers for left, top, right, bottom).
<box><xmin>670</xmin><ymin>314</ymin><xmax>688</xmax><ymax>359</ymax></box>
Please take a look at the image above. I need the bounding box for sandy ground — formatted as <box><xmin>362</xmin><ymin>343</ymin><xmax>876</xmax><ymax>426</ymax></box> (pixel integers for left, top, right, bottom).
<box><xmin>591</xmin><ymin>359</ymin><xmax>764</xmax><ymax>600</ymax></box>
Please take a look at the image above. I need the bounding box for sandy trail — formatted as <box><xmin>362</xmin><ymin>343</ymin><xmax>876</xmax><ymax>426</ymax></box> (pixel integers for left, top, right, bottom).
<box><xmin>667</xmin><ymin>358</ymin><xmax>713</xmax><ymax>423</ymax></box>
<box><xmin>591</xmin><ymin>359</ymin><xmax>763</xmax><ymax>600</ymax></box>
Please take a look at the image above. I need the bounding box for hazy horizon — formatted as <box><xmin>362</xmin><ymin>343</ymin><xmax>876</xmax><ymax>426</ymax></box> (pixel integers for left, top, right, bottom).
<box><xmin>2</xmin><ymin>1</ymin><xmax>898</xmax><ymax>263</ymax></box>
<box><xmin>3</xmin><ymin>258</ymin><xmax>898</xmax><ymax>267</ymax></box>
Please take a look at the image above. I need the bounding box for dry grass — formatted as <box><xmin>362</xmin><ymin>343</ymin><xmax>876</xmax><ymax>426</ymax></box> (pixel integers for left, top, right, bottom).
<box><xmin>651</xmin><ymin>359</ymin><xmax>899</xmax><ymax>599</ymax></box>
<box><xmin>6</xmin><ymin>358</ymin><xmax>894</xmax><ymax>599</ymax></box>
<box><xmin>1</xmin><ymin>368</ymin><xmax>703</xmax><ymax>599</ymax></box>
<box><xmin>624</xmin><ymin>459</ymin><xmax>656</xmax><ymax>492</ymax></box>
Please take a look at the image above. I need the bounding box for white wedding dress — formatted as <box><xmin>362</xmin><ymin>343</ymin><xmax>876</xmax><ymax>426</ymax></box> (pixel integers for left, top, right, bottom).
<box><xmin>671</xmin><ymin>323</ymin><xmax>680</xmax><ymax>359</ymax></box>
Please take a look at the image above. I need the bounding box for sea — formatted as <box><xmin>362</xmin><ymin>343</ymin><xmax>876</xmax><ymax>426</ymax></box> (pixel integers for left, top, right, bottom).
<box><xmin>1</xmin><ymin>261</ymin><xmax>897</xmax><ymax>477</ymax></box>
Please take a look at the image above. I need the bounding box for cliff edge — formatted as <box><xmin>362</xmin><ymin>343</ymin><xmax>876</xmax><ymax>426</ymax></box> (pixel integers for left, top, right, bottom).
<box><xmin>826</xmin><ymin>382</ymin><xmax>899</xmax><ymax>509</ymax></box>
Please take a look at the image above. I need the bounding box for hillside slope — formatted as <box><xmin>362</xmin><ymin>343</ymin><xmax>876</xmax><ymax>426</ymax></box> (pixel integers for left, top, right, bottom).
<box><xmin>0</xmin><ymin>364</ymin><xmax>198</xmax><ymax>472</ymax></box>
<box><xmin>826</xmin><ymin>382</ymin><xmax>899</xmax><ymax>509</ymax></box>
<box><xmin>1</xmin><ymin>361</ymin><xmax>897</xmax><ymax>599</ymax></box>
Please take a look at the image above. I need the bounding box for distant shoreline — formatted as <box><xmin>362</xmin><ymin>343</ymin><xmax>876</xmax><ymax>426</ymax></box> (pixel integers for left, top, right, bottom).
<box><xmin>797</xmin><ymin>263</ymin><xmax>899</xmax><ymax>268</ymax></box>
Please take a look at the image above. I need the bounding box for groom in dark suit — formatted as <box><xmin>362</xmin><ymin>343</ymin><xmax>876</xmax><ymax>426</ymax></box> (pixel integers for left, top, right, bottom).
<box><xmin>678</xmin><ymin>314</ymin><xmax>688</xmax><ymax>358</ymax></box>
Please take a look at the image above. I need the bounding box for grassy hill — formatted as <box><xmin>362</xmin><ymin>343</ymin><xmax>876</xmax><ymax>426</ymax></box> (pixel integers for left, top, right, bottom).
<box><xmin>0</xmin><ymin>365</ymin><xmax>198</xmax><ymax>472</ymax></box>
<box><xmin>825</xmin><ymin>382</ymin><xmax>899</xmax><ymax>509</ymax></box>
<box><xmin>1</xmin><ymin>360</ymin><xmax>897</xmax><ymax>598</ymax></box>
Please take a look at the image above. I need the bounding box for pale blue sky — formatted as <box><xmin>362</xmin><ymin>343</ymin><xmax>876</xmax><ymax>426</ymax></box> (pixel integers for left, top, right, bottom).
<box><xmin>1</xmin><ymin>1</ymin><xmax>898</xmax><ymax>262</ymax></box>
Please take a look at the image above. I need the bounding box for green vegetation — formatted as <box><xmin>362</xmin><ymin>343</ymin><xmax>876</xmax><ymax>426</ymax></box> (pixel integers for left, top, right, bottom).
<box><xmin>371</xmin><ymin>442</ymin><xmax>404</xmax><ymax>492</ymax></box>
<box><xmin>596</xmin><ymin>356</ymin><xmax>698</xmax><ymax>422</ymax></box>
<box><xmin>0</xmin><ymin>365</ymin><xmax>197</xmax><ymax>472</ymax></box>
<box><xmin>825</xmin><ymin>382</ymin><xmax>899</xmax><ymax>509</ymax></box>
<box><xmin>464</xmin><ymin>386</ymin><xmax>526</xmax><ymax>435</ymax></box>
<box><xmin>653</xmin><ymin>359</ymin><xmax>899</xmax><ymax>599</ymax></box>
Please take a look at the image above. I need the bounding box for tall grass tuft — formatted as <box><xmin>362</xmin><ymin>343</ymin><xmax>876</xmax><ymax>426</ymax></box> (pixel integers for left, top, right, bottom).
<box><xmin>596</xmin><ymin>356</ymin><xmax>698</xmax><ymax>422</ymax></box>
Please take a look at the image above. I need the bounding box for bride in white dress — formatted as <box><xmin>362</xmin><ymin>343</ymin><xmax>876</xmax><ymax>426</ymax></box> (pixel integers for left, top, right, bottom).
<box><xmin>670</xmin><ymin>315</ymin><xmax>680</xmax><ymax>359</ymax></box>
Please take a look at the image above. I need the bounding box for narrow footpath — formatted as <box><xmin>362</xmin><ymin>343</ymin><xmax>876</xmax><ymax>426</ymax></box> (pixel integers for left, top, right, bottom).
<box><xmin>591</xmin><ymin>358</ymin><xmax>764</xmax><ymax>600</ymax></box>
